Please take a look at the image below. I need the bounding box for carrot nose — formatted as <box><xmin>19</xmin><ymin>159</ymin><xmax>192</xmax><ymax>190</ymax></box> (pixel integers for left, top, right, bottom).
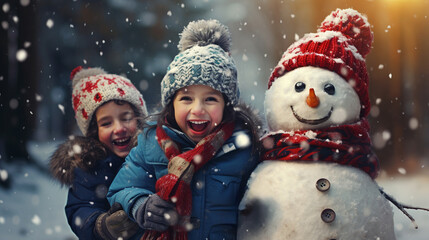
<box><xmin>306</xmin><ymin>88</ymin><xmax>319</xmax><ymax>108</ymax></box>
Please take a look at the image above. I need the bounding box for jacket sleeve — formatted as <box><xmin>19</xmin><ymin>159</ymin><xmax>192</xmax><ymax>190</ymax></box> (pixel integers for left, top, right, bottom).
<box><xmin>107</xmin><ymin>133</ymin><xmax>162</xmax><ymax>219</ymax></box>
<box><xmin>65</xmin><ymin>167</ymin><xmax>110</xmax><ymax>239</ymax></box>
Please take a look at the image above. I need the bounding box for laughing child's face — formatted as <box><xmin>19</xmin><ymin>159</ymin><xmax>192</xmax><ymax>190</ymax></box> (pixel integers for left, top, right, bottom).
<box><xmin>95</xmin><ymin>101</ymin><xmax>138</xmax><ymax>158</ymax></box>
<box><xmin>173</xmin><ymin>85</ymin><xmax>225</xmax><ymax>143</ymax></box>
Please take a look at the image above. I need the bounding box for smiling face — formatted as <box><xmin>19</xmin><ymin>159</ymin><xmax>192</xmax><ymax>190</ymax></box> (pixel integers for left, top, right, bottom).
<box><xmin>173</xmin><ymin>85</ymin><xmax>225</xmax><ymax>143</ymax></box>
<box><xmin>265</xmin><ymin>66</ymin><xmax>361</xmax><ymax>131</ymax></box>
<box><xmin>95</xmin><ymin>101</ymin><xmax>138</xmax><ymax>158</ymax></box>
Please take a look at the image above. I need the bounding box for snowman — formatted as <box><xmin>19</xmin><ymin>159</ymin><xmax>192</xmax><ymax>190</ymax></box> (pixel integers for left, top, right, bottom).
<box><xmin>238</xmin><ymin>9</ymin><xmax>396</xmax><ymax>240</ymax></box>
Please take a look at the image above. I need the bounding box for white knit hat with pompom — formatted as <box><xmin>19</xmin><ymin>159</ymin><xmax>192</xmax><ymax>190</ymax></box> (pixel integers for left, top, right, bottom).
<box><xmin>160</xmin><ymin>19</ymin><xmax>239</xmax><ymax>106</ymax></box>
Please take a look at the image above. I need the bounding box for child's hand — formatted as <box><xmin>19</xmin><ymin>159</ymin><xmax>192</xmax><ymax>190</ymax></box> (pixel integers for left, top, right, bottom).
<box><xmin>135</xmin><ymin>194</ymin><xmax>179</xmax><ymax>231</ymax></box>
<box><xmin>94</xmin><ymin>203</ymin><xmax>140</xmax><ymax>240</ymax></box>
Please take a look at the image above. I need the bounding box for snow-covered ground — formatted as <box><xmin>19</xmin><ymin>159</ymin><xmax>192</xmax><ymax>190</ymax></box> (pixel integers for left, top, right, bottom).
<box><xmin>0</xmin><ymin>141</ymin><xmax>428</xmax><ymax>240</ymax></box>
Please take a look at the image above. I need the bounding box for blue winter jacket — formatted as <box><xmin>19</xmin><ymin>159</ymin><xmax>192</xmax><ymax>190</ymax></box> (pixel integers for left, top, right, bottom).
<box><xmin>107</xmin><ymin>124</ymin><xmax>258</xmax><ymax>240</ymax></box>
<box><xmin>66</xmin><ymin>153</ymin><xmax>143</xmax><ymax>240</ymax></box>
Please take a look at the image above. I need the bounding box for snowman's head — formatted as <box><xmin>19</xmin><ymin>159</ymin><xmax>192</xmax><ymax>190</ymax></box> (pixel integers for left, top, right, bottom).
<box><xmin>265</xmin><ymin>66</ymin><xmax>361</xmax><ymax>131</ymax></box>
<box><xmin>265</xmin><ymin>8</ymin><xmax>374</xmax><ymax>132</ymax></box>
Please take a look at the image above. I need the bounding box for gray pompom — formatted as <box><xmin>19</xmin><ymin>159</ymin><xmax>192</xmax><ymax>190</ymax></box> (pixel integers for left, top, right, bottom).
<box><xmin>178</xmin><ymin>19</ymin><xmax>231</xmax><ymax>52</ymax></box>
<box><xmin>71</xmin><ymin>67</ymin><xmax>106</xmax><ymax>88</ymax></box>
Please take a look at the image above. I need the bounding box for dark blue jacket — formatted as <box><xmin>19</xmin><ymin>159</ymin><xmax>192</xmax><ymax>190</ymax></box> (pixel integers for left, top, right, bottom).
<box><xmin>49</xmin><ymin>136</ymin><xmax>143</xmax><ymax>240</ymax></box>
<box><xmin>65</xmin><ymin>153</ymin><xmax>124</xmax><ymax>239</ymax></box>
<box><xmin>107</xmin><ymin>124</ymin><xmax>258</xmax><ymax>240</ymax></box>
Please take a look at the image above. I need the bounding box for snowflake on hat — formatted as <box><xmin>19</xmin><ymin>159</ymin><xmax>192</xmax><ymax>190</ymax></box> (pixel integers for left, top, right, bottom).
<box><xmin>71</xmin><ymin>66</ymin><xmax>148</xmax><ymax>136</ymax></box>
<box><xmin>238</xmin><ymin>9</ymin><xmax>397</xmax><ymax>240</ymax></box>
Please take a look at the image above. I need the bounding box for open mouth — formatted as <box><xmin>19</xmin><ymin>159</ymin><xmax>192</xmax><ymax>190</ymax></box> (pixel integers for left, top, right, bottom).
<box><xmin>188</xmin><ymin>120</ymin><xmax>209</xmax><ymax>132</ymax></box>
<box><xmin>291</xmin><ymin>106</ymin><xmax>333</xmax><ymax>125</ymax></box>
<box><xmin>112</xmin><ymin>137</ymin><xmax>131</xmax><ymax>147</ymax></box>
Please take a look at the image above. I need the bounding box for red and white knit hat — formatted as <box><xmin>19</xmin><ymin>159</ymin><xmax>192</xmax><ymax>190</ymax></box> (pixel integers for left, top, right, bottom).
<box><xmin>269</xmin><ymin>8</ymin><xmax>373</xmax><ymax>117</ymax></box>
<box><xmin>70</xmin><ymin>66</ymin><xmax>148</xmax><ymax>136</ymax></box>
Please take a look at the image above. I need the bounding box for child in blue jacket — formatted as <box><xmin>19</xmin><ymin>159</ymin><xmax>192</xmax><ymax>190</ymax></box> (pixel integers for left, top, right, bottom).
<box><xmin>50</xmin><ymin>66</ymin><xmax>147</xmax><ymax>240</ymax></box>
<box><xmin>107</xmin><ymin>19</ymin><xmax>261</xmax><ymax>240</ymax></box>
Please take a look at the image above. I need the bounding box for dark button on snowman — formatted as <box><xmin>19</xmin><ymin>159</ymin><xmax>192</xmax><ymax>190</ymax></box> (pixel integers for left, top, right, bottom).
<box><xmin>238</xmin><ymin>8</ymin><xmax>396</xmax><ymax>240</ymax></box>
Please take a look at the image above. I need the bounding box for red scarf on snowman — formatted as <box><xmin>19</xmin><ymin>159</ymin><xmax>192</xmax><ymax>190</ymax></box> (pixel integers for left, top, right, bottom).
<box><xmin>261</xmin><ymin>119</ymin><xmax>379</xmax><ymax>179</ymax></box>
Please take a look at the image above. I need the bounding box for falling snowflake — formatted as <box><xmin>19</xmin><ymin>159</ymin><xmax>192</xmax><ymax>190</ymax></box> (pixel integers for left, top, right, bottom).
<box><xmin>31</xmin><ymin>215</ymin><xmax>41</xmax><ymax>225</ymax></box>
<box><xmin>58</xmin><ymin>104</ymin><xmax>65</xmax><ymax>114</ymax></box>
<box><xmin>0</xmin><ymin>169</ymin><xmax>8</xmax><ymax>181</ymax></box>
<box><xmin>235</xmin><ymin>133</ymin><xmax>251</xmax><ymax>148</ymax></box>
<box><xmin>16</xmin><ymin>49</ymin><xmax>28</xmax><ymax>62</ymax></box>
<box><xmin>20</xmin><ymin>0</ymin><xmax>30</xmax><ymax>7</ymax></box>
<box><xmin>409</xmin><ymin>118</ymin><xmax>418</xmax><ymax>130</ymax></box>
<box><xmin>398</xmin><ymin>168</ymin><xmax>407</xmax><ymax>175</ymax></box>
<box><xmin>2</xmin><ymin>3</ymin><xmax>10</xmax><ymax>13</ymax></box>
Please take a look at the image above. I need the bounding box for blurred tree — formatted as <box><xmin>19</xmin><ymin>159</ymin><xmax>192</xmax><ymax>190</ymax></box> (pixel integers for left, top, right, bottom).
<box><xmin>0</xmin><ymin>1</ymin><xmax>39</xmax><ymax>164</ymax></box>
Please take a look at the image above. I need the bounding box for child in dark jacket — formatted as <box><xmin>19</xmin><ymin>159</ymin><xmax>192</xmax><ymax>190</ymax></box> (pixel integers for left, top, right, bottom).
<box><xmin>50</xmin><ymin>66</ymin><xmax>147</xmax><ymax>240</ymax></box>
<box><xmin>107</xmin><ymin>19</ymin><xmax>261</xmax><ymax>240</ymax></box>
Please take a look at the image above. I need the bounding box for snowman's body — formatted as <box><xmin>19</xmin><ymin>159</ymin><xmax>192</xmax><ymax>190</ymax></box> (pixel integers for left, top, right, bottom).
<box><xmin>238</xmin><ymin>64</ymin><xmax>396</xmax><ymax>239</ymax></box>
<box><xmin>237</xmin><ymin>161</ymin><xmax>395</xmax><ymax>240</ymax></box>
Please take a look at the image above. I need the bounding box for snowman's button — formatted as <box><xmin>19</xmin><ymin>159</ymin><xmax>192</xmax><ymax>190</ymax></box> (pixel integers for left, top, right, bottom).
<box><xmin>321</xmin><ymin>208</ymin><xmax>336</xmax><ymax>223</ymax></box>
<box><xmin>316</xmin><ymin>178</ymin><xmax>330</xmax><ymax>192</ymax></box>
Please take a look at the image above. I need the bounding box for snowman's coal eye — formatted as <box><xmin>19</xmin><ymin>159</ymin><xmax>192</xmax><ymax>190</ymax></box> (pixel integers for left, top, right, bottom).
<box><xmin>324</xmin><ymin>83</ymin><xmax>335</xmax><ymax>95</ymax></box>
<box><xmin>295</xmin><ymin>82</ymin><xmax>306</xmax><ymax>92</ymax></box>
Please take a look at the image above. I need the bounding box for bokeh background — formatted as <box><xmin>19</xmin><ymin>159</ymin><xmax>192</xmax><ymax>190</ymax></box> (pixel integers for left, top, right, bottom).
<box><xmin>1</xmin><ymin>0</ymin><xmax>428</xmax><ymax>174</ymax></box>
<box><xmin>0</xmin><ymin>0</ymin><xmax>429</xmax><ymax>239</ymax></box>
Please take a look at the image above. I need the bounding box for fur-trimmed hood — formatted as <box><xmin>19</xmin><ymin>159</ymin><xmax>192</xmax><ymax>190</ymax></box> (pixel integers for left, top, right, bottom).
<box><xmin>49</xmin><ymin>136</ymin><xmax>108</xmax><ymax>186</ymax></box>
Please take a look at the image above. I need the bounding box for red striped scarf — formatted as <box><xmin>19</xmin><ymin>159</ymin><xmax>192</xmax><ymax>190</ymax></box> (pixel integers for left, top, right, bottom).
<box><xmin>141</xmin><ymin>122</ymin><xmax>235</xmax><ymax>240</ymax></box>
<box><xmin>261</xmin><ymin>119</ymin><xmax>379</xmax><ymax>179</ymax></box>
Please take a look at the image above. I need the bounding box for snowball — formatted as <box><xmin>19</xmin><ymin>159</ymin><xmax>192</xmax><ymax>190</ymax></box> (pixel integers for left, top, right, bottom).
<box><xmin>167</xmin><ymin>11</ymin><xmax>172</xmax><ymax>16</ymax></box>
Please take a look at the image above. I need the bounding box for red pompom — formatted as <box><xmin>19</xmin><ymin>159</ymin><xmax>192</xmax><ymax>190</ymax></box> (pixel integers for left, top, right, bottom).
<box><xmin>70</xmin><ymin>66</ymin><xmax>83</xmax><ymax>80</ymax></box>
<box><xmin>319</xmin><ymin>8</ymin><xmax>373</xmax><ymax>57</ymax></box>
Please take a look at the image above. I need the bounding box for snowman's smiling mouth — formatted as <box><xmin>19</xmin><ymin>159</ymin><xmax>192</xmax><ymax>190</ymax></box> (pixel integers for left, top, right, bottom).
<box><xmin>291</xmin><ymin>106</ymin><xmax>333</xmax><ymax>125</ymax></box>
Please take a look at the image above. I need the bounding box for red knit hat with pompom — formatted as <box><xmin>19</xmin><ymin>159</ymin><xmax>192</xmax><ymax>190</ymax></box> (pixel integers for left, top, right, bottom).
<box><xmin>268</xmin><ymin>8</ymin><xmax>373</xmax><ymax>117</ymax></box>
<box><xmin>70</xmin><ymin>66</ymin><xmax>148</xmax><ymax>136</ymax></box>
